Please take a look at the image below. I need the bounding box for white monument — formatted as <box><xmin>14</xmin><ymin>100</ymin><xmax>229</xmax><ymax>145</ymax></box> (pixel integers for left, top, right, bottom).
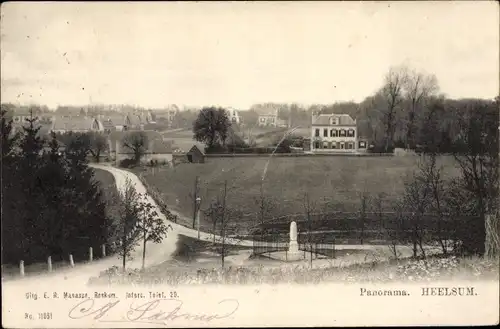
<box><xmin>287</xmin><ymin>221</ymin><xmax>302</xmax><ymax>261</ymax></box>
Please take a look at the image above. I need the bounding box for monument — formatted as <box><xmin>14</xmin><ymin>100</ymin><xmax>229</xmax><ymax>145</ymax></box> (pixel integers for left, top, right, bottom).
<box><xmin>287</xmin><ymin>221</ymin><xmax>302</xmax><ymax>261</ymax></box>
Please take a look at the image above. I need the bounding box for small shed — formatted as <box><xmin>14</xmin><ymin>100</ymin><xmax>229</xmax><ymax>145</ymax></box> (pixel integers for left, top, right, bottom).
<box><xmin>187</xmin><ymin>145</ymin><xmax>205</xmax><ymax>163</ymax></box>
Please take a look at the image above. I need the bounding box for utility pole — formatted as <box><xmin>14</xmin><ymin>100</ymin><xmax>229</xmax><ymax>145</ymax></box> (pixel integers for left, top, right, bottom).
<box><xmin>196</xmin><ymin>196</ymin><xmax>201</xmax><ymax>239</ymax></box>
<box><xmin>192</xmin><ymin>176</ymin><xmax>199</xmax><ymax>228</ymax></box>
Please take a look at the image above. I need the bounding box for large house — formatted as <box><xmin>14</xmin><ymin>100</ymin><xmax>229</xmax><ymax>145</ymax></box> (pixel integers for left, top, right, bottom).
<box><xmin>310</xmin><ymin>113</ymin><xmax>367</xmax><ymax>153</ymax></box>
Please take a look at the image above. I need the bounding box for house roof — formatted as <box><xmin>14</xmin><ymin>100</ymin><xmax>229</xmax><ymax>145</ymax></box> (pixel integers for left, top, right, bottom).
<box><xmin>126</xmin><ymin>114</ymin><xmax>145</xmax><ymax>126</ymax></box>
<box><xmin>188</xmin><ymin>144</ymin><xmax>205</xmax><ymax>155</ymax></box>
<box><xmin>103</xmin><ymin>114</ymin><xmax>127</xmax><ymax>127</ymax></box>
<box><xmin>312</xmin><ymin>114</ymin><xmax>356</xmax><ymax>126</ymax></box>
<box><xmin>108</xmin><ymin>130</ymin><xmax>173</xmax><ymax>154</ymax></box>
<box><xmin>51</xmin><ymin>115</ymin><xmax>99</xmax><ymax>131</ymax></box>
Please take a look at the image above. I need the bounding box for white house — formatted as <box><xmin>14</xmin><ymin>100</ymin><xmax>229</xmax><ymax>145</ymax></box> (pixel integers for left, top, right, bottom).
<box><xmin>310</xmin><ymin>113</ymin><xmax>367</xmax><ymax>153</ymax></box>
<box><xmin>226</xmin><ymin>107</ymin><xmax>241</xmax><ymax>125</ymax></box>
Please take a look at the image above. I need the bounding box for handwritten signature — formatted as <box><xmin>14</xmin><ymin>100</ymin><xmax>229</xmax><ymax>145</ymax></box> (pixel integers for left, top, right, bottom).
<box><xmin>68</xmin><ymin>298</ymin><xmax>239</xmax><ymax>325</ymax></box>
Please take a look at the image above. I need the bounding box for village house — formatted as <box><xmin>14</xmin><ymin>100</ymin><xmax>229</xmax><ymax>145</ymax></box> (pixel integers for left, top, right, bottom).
<box><xmin>310</xmin><ymin>113</ymin><xmax>367</xmax><ymax>153</ymax></box>
<box><xmin>50</xmin><ymin>115</ymin><xmax>105</xmax><ymax>134</ymax></box>
<box><xmin>226</xmin><ymin>107</ymin><xmax>241</xmax><ymax>125</ymax></box>
<box><xmin>257</xmin><ymin>108</ymin><xmax>288</xmax><ymax>128</ymax></box>
<box><xmin>107</xmin><ymin>130</ymin><xmax>174</xmax><ymax>165</ymax></box>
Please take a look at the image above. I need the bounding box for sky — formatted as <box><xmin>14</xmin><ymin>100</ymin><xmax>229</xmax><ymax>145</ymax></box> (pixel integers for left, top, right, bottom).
<box><xmin>1</xmin><ymin>1</ymin><xmax>498</xmax><ymax>110</ymax></box>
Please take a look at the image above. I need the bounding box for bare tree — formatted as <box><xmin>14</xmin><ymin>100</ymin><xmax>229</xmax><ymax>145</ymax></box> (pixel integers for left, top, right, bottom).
<box><xmin>253</xmin><ymin>182</ymin><xmax>276</xmax><ymax>236</ymax></box>
<box><xmin>380</xmin><ymin>66</ymin><xmax>408</xmax><ymax>152</ymax></box>
<box><xmin>401</xmin><ymin>164</ymin><xmax>433</xmax><ymax>259</ymax></box>
<box><xmin>87</xmin><ymin>132</ymin><xmax>108</xmax><ymax>163</ymax></box>
<box><xmin>452</xmin><ymin>99</ymin><xmax>499</xmax><ymax>255</ymax></box>
<box><xmin>358</xmin><ymin>190</ymin><xmax>370</xmax><ymax>245</ymax></box>
<box><xmin>303</xmin><ymin>192</ymin><xmax>316</xmax><ymax>268</ymax></box>
<box><xmin>403</xmin><ymin>70</ymin><xmax>439</xmax><ymax>149</ymax></box>
<box><xmin>210</xmin><ymin>180</ymin><xmax>243</xmax><ymax>269</ymax></box>
<box><xmin>122</xmin><ymin>131</ymin><xmax>148</xmax><ymax>164</ymax></box>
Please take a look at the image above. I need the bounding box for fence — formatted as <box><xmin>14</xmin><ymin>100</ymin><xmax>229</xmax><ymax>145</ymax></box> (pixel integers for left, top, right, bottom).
<box><xmin>251</xmin><ymin>211</ymin><xmax>484</xmax><ymax>251</ymax></box>
<box><xmin>5</xmin><ymin>243</ymin><xmax>112</xmax><ymax>279</ymax></box>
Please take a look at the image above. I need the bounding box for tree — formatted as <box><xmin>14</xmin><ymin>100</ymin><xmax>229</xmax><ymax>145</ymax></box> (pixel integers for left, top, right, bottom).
<box><xmin>403</xmin><ymin>70</ymin><xmax>439</xmax><ymax>149</ymax></box>
<box><xmin>379</xmin><ymin>66</ymin><xmax>408</xmax><ymax>152</ymax></box>
<box><xmin>303</xmin><ymin>192</ymin><xmax>316</xmax><ymax>268</ymax></box>
<box><xmin>211</xmin><ymin>180</ymin><xmax>242</xmax><ymax>269</ymax></box>
<box><xmin>87</xmin><ymin>132</ymin><xmax>108</xmax><ymax>163</ymax></box>
<box><xmin>193</xmin><ymin>107</ymin><xmax>231</xmax><ymax>151</ymax></box>
<box><xmin>135</xmin><ymin>194</ymin><xmax>173</xmax><ymax>270</ymax></box>
<box><xmin>123</xmin><ymin>131</ymin><xmax>148</xmax><ymax>164</ymax></box>
<box><xmin>451</xmin><ymin>99</ymin><xmax>499</xmax><ymax>255</ymax></box>
<box><xmin>400</xmin><ymin>161</ymin><xmax>433</xmax><ymax>259</ymax></box>
<box><xmin>114</xmin><ymin>179</ymin><xmax>142</xmax><ymax>271</ymax></box>
<box><xmin>253</xmin><ymin>182</ymin><xmax>276</xmax><ymax>235</ymax></box>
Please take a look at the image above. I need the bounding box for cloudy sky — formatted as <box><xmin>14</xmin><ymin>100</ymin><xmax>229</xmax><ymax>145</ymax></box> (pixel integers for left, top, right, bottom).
<box><xmin>1</xmin><ymin>2</ymin><xmax>498</xmax><ymax>109</ymax></box>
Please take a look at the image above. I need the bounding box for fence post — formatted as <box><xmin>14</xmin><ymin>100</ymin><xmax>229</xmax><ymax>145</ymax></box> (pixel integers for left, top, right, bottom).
<box><xmin>69</xmin><ymin>254</ymin><xmax>75</xmax><ymax>267</ymax></box>
<box><xmin>20</xmin><ymin>260</ymin><xmax>25</xmax><ymax>277</ymax></box>
<box><xmin>47</xmin><ymin>256</ymin><xmax>52</xmax><ymax>272</ymax></box>
<box><xmin>89</xmin><ymin>247</ymin><xmax>93</xmax><ymax>262</ymax></box>
<box><xmin>102</xmin><ymin>244</ymin><xmax>106</xmax><ymax>257</ymax></box>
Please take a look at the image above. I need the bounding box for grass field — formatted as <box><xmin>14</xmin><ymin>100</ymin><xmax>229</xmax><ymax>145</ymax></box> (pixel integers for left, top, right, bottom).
<box><xmin>137</xmin><ymin>155</ymin><xmax>460</xmax><ymax>231</ymax></box>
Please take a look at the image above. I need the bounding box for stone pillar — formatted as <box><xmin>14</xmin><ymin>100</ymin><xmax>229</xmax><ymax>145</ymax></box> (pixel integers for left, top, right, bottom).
<box><xmin>89</xmin><ymin>247</ymin><xmax>93</xmax><ymax>262</ymax></box>
<box><xmin>20</xmin><ymin>260</ymin><xmax>25</xmax><ymax>277</ymax></box>
<box><xmin>102</xmin><ymin>244</ymin><xmax>106</xmax><ymax>257</ymax></box>
<box><xmin>47</xmin><ymin>256</ymin><xmax>52</xmax><ymax>272</ymax></box>
<box><xmin>287</xmin><ymin>221</ymin><xmax>302</xmax><ymax>261</ymax></box>
<box><xmin>69</xmin><ymin>254</ymin><xmax>75</xmax><ymax>267</ymax></box>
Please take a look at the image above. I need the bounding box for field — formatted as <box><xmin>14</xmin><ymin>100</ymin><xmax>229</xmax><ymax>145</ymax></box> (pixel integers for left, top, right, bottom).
<box><xmin>161</xmin><ymin>128</ymin><xmax>205</xmax><ymax>152</ymax></box>
<box><xmin>137</xmin><ymin>155</ymin><xmax>460</xmax><ymax>232</ymax></box>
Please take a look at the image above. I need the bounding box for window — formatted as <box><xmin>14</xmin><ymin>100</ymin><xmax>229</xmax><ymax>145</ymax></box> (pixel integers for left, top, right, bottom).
<box><xmin>314</xmin><ymin>141</ymin><xmax>320</xmax><ymax>149</ymax></box>
<box><xmin>348</xmin><ymin>129</ymin><xmax>355</xmax><ymax>137</ymax></box>
<box><xmin>323</xmin><ymin>142</ymin><xmax>328</xmax><ymax>149</ymax></box>
<box><xmin>330</xmin><ymin>129</ymin><xmax>338</xmax><ymax>137</ymax></box>
<box><xmin>359</xmin><ymin>141</ymin><xmax>366</xmax><ymax>149</ymax></box>
<box><xmin>315</xmin><ymin>128</ymin><xmax>320</xmax><ymax>137</ymax></box>
<box><xmin>331</xmin><ymin>142</ymin><xmax>337</xmax><ymax>149</ymax></box>
<box><xmin>330</xmin><ymin>117</ymin><xmax>338</xmax><ymax>125</ymax></box>
<box><xmin>339</xmin><ymin>129</ymin><xmax>346</xmax><ymax>137</ymax></box>
<box><xmin>323</xmin><ymin>129</ymin><xmax>328</xmax><ymax>137</ymax></box>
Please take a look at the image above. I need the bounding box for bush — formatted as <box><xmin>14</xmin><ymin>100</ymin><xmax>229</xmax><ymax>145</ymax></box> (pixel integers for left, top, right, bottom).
<box><xmin>119</xmin><ymin>158</ymin><xmax>137</xmax><ymax>168</ymax></box>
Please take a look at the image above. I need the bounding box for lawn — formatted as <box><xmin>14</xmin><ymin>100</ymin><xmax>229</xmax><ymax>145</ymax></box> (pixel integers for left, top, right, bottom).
<box><xmin>136</xmin><ymin>155</ymin><xmax>460</xmax><ymax>232</ymax></box>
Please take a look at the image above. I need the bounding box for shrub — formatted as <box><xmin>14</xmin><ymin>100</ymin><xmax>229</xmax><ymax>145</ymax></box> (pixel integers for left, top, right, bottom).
<box><xmin>119</xmin><ymin>158</ymin><xmax>137</xmax><ymax>168</ymax></box>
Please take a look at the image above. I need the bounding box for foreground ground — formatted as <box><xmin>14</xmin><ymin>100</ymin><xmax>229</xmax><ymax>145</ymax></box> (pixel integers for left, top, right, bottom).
<box><xmin>88</xmin><ymin>234</ymin><xmax>499</xmax><ymax>286</ymax></box>
<box><xmin>137</xmin><ymin>155</ymin><xmax>460</xmax><ymax>231</ymax></box>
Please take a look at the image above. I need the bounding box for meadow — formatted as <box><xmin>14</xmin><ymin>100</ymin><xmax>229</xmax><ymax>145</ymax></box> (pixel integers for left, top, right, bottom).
<box><xmin>137</xmin><ymin>155</ymin><xmax>460</xmax><ymax>231</ymax></box>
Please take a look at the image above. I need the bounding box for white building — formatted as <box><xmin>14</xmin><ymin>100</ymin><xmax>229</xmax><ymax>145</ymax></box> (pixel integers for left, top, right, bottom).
<box><xmin>310</xmin><ymin>113</ymin><xmax>367</xmax><ymax>153</ymax></box>
<box><xmin>226</xmin><ymin>107</ymin><xmax>241</xmax><ymax>125</ymax></box>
